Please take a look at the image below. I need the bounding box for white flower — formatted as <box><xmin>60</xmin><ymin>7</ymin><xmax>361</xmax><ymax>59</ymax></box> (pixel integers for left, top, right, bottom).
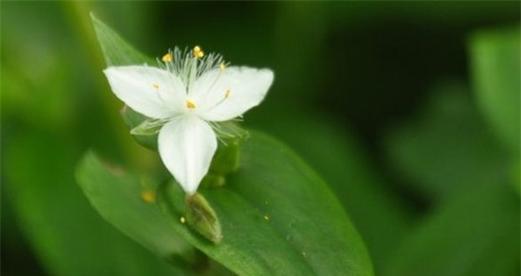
<box><xmin>104</xmin><ymin>46</ymin><xmax>273</xmax><ymax>194</ymax></box>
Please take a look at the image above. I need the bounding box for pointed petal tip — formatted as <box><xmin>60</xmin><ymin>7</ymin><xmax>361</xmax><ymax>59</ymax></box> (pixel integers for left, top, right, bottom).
<box><xmin>158</xmin><ymin>117</ymin><xmax>218</xmax><ymax>196</ymax></box>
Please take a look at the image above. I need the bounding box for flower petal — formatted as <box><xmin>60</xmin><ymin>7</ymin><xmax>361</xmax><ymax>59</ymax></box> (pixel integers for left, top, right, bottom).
<box><xmin>158</xmin><ymin>116</ymin><xmax>217</xmax><ymax>194</ymax></box>
<box><xmin>104</xmin><ymin>65</ymin><xmax>186</xmax><ymax>119</ymax></box>
<box><xmin>191</xmin><ymin>66</ymin><xmax>274</xmax><ymax>122</ymax></box>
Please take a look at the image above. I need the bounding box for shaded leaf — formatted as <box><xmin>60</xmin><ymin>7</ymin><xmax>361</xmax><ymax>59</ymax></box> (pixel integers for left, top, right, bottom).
<box><xmin>256</xmin><ymin>114</ymin><xmax>413</xmax><ymax>271</ymax></box>
<box><xmin>385</xmin><ymin>82</ymin><xmax>508</xmax><ymax>201</ymax></box>
<box><xmin>469</xmin><ymin>26</ymin><xmax>520</xmax><ymax>154</ymax></box>
<box><xmin>77</xmin><ymin>131</ymin><xmax>374</xmax><ymax>276</ymax></box>
<box><xmin>383</xmin><ymin>183</ymin><xmax>520</xmax><ymax>276</ymax></box>
<box><xmin>4</xmin><ymin>131</ymin><xmax>183</xmax><ymax>276</ymax></box>
<box><xmin>76</xmin><ymin>152</ymin><xmax>196</xmax><ymax>263</ymax></box>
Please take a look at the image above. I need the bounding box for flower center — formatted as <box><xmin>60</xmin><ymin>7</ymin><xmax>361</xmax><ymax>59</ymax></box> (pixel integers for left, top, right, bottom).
<box><xmin>186</xmin><ymin>99</ymin><xmax>197</xmax><ymax>109</ymax></box>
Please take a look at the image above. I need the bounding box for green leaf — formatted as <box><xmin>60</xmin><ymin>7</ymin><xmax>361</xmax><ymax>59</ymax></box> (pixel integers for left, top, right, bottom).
<box><xmin>469</xmin><ymin>27</ymin><xmax>520</xmax><ymax>154</ymax></box>
<box><xmin>77</xmin><ymin>131</ymin><xmax>374</xmax><ymax>276</ymax></box>
<box><xmin>256</xmin><ymin>114</ymin><xmax>412</xmax><ymax>271</ymax></box>
<box><xmin>91</xmin><ymin>13</ymin><xmax>155</xmax><ymax>66</ymax></box>
<box><xmin>383</xmin><ymin>183</ymin><xmax>520</xmax><ymax>276</ymax></box>
<box><xmin>385</xmin><ymin>82</ymin><xmax>509</xmax><ymax>201</ymax></box>
<box><xmin>4</xmin><ymin>131</ymin><xmax>183</xmax><ymax>276</ymax></box>
<box><xmin>75</xmin><ymin>151</ymin><xmax>197</xmax><ymax>264</ymax></box>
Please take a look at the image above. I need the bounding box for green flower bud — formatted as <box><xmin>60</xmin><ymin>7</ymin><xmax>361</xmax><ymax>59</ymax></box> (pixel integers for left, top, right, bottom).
<box><xmin>185</xmin><ymin>192</ymin><xmax>223</xmax><ymax>244</ymax></box>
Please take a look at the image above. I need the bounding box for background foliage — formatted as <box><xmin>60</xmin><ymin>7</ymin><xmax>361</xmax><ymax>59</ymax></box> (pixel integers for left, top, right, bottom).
<box><xmin>2</xmin><ymin>1</ymin><xmax>519</xmax><ymax>276</ymax></box>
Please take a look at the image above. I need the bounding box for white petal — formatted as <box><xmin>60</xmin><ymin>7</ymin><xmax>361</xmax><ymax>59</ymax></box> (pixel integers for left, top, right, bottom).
<box><xmin>190</xmin><ymin>66</ymin><xmax>274</xmax><ymax>122</ymax></box>
<box><xmin>158</xmin><ymin>116</ymin><xmax>217</xmax><ymax>194</ymax></box>
<box><xmin>104</xmin><ymin>65</ymin><xmax>186</xmax><ymax>119</ymax></box>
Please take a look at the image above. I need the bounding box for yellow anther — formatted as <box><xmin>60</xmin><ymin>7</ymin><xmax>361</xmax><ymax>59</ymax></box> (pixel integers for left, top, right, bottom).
<box><xmin>192</xmin><ymin>46</ymin><xmax>204</xmax><ymax>59</ymax></box>
<box><xmin>186</xmin><ymin>99</ymin><xmax>197</xmax><ymax>109</ymax></box>
<box><xmin>162</xmin><ymin>52</ymin><xmax>173</xmax><ymax>62</ymax></box>
<box><xmin>225</xmin><ymin>89</ymin><xmax>231</xmax><ymax>98</ymax></box>
<box><xmin>152</xmin><ymin>83</ymin><xmax>160</xmax><ymax>90</ymax></box>
<box><xmin>219</xmin><ymin>63</ymin><xmax>226</xmax><ymax>70</ymax></box>
<box><xmin>141</xmin><ymin>191</ymin><xmax>156</xmax><ymax>203</ymax></box>
<box><xmin>180</xmin><ymin>216</ymin><xmax>186</xmax><ymax>224</ymax></box>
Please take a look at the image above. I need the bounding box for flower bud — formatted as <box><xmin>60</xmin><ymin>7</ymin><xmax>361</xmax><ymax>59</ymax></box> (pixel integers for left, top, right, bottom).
<box><xmin>185</xmin><ymin>192</ymin><xmax>222</xmax><ymax>244</ymax></box>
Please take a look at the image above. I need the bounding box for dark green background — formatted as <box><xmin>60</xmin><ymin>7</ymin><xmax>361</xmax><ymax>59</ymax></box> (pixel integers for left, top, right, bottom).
<box><xmin>2</xmin><ymin>1</ymin><xmax>519</xmax><ymax>275</ymax></box>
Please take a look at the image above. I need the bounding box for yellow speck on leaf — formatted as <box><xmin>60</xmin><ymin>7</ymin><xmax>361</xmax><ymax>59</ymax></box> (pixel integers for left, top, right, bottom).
<box><xmin>141</xmin><ymin>191</ymin><xmax>156</xmax><ymax>203</ymax></box>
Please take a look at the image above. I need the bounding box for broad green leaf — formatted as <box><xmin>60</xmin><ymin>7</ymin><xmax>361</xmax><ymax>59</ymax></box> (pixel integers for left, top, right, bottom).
<box><xmin>254</xmin><ymin>114</ymin><xmax>413</xmax><ymax>271</ymax></box>
<box><xmin>4</xmin><ymin>131</ymin><xmax>183</xmax><ymax>276</ymax></box>
<box><xmin>385</xmin><ymin>82</ymin><xmax>509</xmax><ymax>201</ymax></box>
<box><xmin>75</xmin><ymin>151</ymin><xmax>197</xmax><ymax>264</ymax></box>
<box><xmin>383</xmin><ymin>182</ymin><xmax>520</xmax><ymax>276</ymax></box>
<box><xmin>469</xmin><ymin>27</ymin><xmax>520</xmax><ymax>154</ymax></box>
<box><xmin>77</xmin><ymin>131</ymin><xmax>374</xmax><ymax>276</ymax></box>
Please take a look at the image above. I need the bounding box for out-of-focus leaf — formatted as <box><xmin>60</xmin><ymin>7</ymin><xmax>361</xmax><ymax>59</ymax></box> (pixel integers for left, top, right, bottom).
<box><xmin>256</xmin><ymin>114</ymin><xmax>412</xmax><ymax>271</ymax></box>
<box><xmin>383</xmin><ymin>81</ymin><xmax>520</xmax><ymax>275</ymax></box>
<box><xmin>469</xmin><ymin>27</ymin><xmax>520</xmax><ymax>154</ymax></box>
<box><xmin>383</xmin><ymin>182</ymin><xmax>520</xmax><ymax>276</ymax></box>
<box><xmin>1</xmin><ymin>20</ymin><xmax>74</xmax><ymax>131</ymax></box>
<box><xmin>91</xmin><ymin>13</ymin><xmax>155</xmax><ymax>66</ymax></box>
<box><xmin>78</xmin><ymin>131</ymin><xmax>374</xmax><ymax>276</ymax></box>
<box><xmin>4</xmin><ymin>131</ymin><xmax>184</xmax><ymax>276</ymax></box>
<box><xmin>385</xmin><ymin>82</ymin><xmax>508</xmax><ymax>201</ymax></box>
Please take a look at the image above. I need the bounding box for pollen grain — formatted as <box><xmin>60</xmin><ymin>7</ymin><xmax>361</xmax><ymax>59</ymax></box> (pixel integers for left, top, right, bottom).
<box><xmin>186</xmin><ymin>99</ymin><xmax>197</xmax><ymax>109</ymax></box>
<box><xmin>162</xmin><ymin>52</ymin><xmax>173</xmax><ymax>62</ymax></box>
<box><xmin>192</xmin><ymin>46</ymin><xmax>204</xmax><ymax>59</ymax></box>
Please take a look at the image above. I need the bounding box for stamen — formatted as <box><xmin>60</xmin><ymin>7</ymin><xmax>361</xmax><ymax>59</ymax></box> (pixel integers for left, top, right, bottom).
<box><xmin>225</xmin><ymin>89</ymin><xmax>231</xmax><ymax>98</ymax></box>
<box><xmin>162</xmin><ymin>52</ymin><xmax>173</xmax><ymax>62</ymax></box>
<box><xmin>152</xmin><ymin>83</ymin><xmax>160</xmax><ymax>90</ymax></box>
<box><xmin>186</xmin><ymin>99</ymin><xmax>197</xmax><ymax>109</ymax></box>
<box><xmin>192</xmin><ymin>46</ymin><xmax>204</xmax><ymax>59</ymax></box>
<box><xmin>159</xmin><ymin>46</ymin><xmax>227</xmax><ymax>91</ymax></box>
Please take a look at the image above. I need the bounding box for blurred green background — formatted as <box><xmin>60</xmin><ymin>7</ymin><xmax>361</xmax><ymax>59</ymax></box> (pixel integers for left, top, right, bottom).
<box><xmin>1</xmin><ymin>1</ymin><xmax>520</xmax><ymax>276</ymax></box>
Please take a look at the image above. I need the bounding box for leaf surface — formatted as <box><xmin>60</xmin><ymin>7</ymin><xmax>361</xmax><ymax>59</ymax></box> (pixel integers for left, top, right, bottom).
<box><xmin>77</xmin><ymin>131</ymin><xmax>374</xmax><ymax>276</ymax></box>
<box><xmin>470</xmin><ymin>27</ymin><xmax>520</xmax><ymax>154</ymax></box>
